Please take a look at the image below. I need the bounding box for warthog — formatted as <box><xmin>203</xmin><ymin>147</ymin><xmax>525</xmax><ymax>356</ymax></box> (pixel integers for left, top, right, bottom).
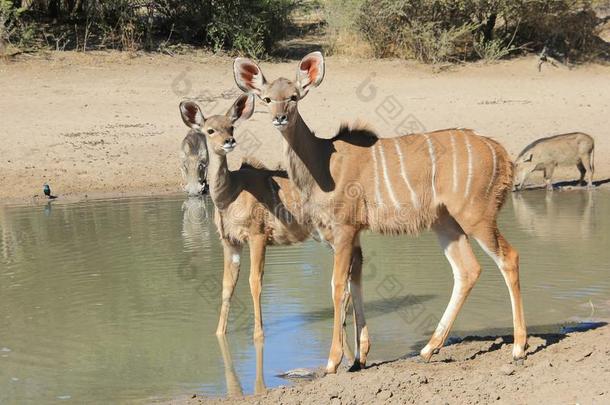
<box><xmin>514</xmin><ymin>132</ymin><xmax>595</xmax><ymax>191</ymax></box>
<box><xmin>180</xmin><ymin>129</ymin><xmax>209</xmax><ymax>195</ymax></box>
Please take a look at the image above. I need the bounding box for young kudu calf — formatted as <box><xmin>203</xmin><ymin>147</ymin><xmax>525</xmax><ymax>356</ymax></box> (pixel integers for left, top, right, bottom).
<box><xmin>179</xmin><ymin>94</ymin><xmax>364</xmax><ymax>344</ymax></box>
<box><xmin>234</xmin><ymin>52</ymin><xmax>527</xmax><ymax>373</ymax></box>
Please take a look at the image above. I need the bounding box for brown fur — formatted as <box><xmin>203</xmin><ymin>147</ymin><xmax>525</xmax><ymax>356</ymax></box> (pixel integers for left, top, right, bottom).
<box><xmin>180</xmin><ymin>97</ymin><xmax>313</xmax><ymax>340</ymax></box>
<box><xmin>179</xmin><ymin>96</ymin><xmax>362</xmax><ymax>342</ymax></box>
<box><xmin>234</xmin><ymin>52</ymin><xmax>527</xmax><ymax>373</ymax></box>
<box><xmin>514</xmin><ymin>132</ymin><xmax>595</xmax><ymax>190</ymax></box>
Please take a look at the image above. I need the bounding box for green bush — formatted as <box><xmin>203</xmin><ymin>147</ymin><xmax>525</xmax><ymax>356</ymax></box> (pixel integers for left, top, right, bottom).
<box><xmin>205</xmin><ymin>0</ymin><xmax>294</xmax><ymax>58</ymax></box>
<box><xmin>5</xmin><ymin>0</ymin><xmax>297</xmax><ymax>57</ymax></box>
<box><xmin>0</xmin><ymin>0</ymin><xmax>35</xmax><ymax>52</ymax></box>
<box><xmin>324</xmin><ymin>0</ymin><xmax>369</xmax><ymax>55</ymax></box>
<box><xmin>504</xmin><ymin>0</ymin><xmax>600</xmax><ymax>61</ymax></box>
<box><xmin>357</xmin><ymin>0</ymin><xmax>603</xmax><ymax>63</ymax></box>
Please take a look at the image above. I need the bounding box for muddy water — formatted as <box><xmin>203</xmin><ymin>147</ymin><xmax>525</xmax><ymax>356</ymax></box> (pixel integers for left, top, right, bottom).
<box><xmin>1</xmin><ymin>191</ymin><xmax>609</xmax><ymax>403</ymax></box>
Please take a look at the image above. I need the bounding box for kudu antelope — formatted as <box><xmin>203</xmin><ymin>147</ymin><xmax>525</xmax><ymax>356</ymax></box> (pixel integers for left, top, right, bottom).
<box><xmin>179</xmin><ymin>94</ymin><xmax>363</xmax><ymax>344</ymax></box>
<box><xmin>234</xmin><ymin>52</ymin><xmax>527</xmax><ymax>373</ymax></box>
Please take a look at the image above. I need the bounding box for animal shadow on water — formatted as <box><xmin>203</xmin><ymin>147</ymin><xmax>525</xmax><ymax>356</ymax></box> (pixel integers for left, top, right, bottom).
<box><xmin>240</xmin><ymin>293</ymin><xmax>436</xmax><ymax>336</ymax></box>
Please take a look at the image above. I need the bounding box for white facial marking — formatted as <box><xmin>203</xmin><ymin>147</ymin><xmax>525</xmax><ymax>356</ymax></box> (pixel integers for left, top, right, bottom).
<box><xmin>267</xmin><ymin>97</ymin><xmax>293</xmax><ymax>104</ymax></box>
<box><xmin>481</xmin><ymin>138</ymin><xmax>497</xmax><ymax>195</ymax></box>
<box><xmin>424</xmin><ymin>134</ymin><xmax>437</xmax><ymax>203</ymax></box>
<box><xmin>378</xmin><ymin>142</ymin><xmax>400</xmax><ymax>208</ymax></box>
<box><xmin>464</xmin><ymin>134</ymin><xmax>473</xmax><ymax>199</ymax></box>
<box><xmin>450</xmin><ymin>133</ymin><xmax>458</xmax><ymax>193</ymax></box>
<box><xmin>371</xmin><ymin>145</ymin><xmax>384</xmax><ymax>207</ymax></box>
<box><xmin>393</xmin><ymin>138</ymin><xmax>419</xmax><ymax>209</ymax></box>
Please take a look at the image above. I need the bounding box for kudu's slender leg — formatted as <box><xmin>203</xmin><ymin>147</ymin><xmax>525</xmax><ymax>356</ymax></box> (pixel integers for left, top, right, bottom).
<box><xmin>341</xmin><ymin>293</ymin><xmax>355</xmax><ymax>366</ymax></box>
<box><xmin>348</xmin><ymin>235</ymin><xmax>370</xmax><ymax>370</ymax></box>
<box><xmin>326</xmin><ymin>226</ymin><xmax>358</xmax><ymax>374</ymax></box>
<box><xmin>249</xmin><ymin>234</ymin><xmax>267</xmax><ymax>340</ymax></box>
<box><xmin>474</xmin><ymin>227</ymin><xmax>527</xmax><ymax>361</ymax></box>
<box><xmin>216</xmin><ymin>240</ymin><xmax>243</xmax><ymax>335</ymax></box>
<box><xmin>421</xmin><ymin>214</ymin><xmax>481</xmax><ymax>361</ymax></box>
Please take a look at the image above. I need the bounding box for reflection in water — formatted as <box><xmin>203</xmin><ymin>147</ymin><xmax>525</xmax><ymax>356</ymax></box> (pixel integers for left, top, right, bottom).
<box><xmin>217</xmin><ymin>335</ymin><xmax>266</xmax><ymax>397</ymax></box>
<box><xmin>512</xmin><ymin>190</ymin><xmax>594</xmax><ymax>240</ymax></box>
<box><xmin>181</xmin><ymin>197</ymin><xmax>212</xmax><ymax>249</ymax></box>
<box><xmin>0</xmin><ymin>192</ymin><xmax>609</xmax><ymax>403</ymax></box>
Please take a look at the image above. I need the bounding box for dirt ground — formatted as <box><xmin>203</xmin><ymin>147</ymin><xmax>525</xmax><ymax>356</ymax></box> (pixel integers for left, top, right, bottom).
<box><xmin>181</xmin><ymin>323</ymin><xmax>610</xmax><ymax>405</ymax></box>
<box><xmin>1</xmin><ymin>52</ymin><xmax>609</xmax><ymax>205</ymax></box>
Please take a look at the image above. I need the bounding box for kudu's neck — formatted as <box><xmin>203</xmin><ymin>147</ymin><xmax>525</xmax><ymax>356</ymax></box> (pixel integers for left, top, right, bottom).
<box><xmin>207</xmin><ymin>151</ymin><xmax>240</xmax><ymax>210</ymax></box>
<box><xmin>281</xmin><ymin>110</ymin><xmax>334</xmax><ymax>196</ymax></box>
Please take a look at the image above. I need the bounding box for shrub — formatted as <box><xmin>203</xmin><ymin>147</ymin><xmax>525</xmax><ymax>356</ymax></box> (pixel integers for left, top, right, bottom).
<box><xmin>0</xmin><ymin>0</ymin><xmax>35</xmax><ymax>53</ymax></box>
<box><xmin>324</xmin><ymin>0</ymin><xmax>372</xmax><ymax>56</ymax></box>
<box><xmin>503</xmin><ymin>0</ymin><xmax>601</xmax><ymax>61</ymax></box>
<box><xmin>356</xmin><ymin>0</ymin><xmax>604</xmax><ymax>63</ymax></box>
<box><xmin>5</xmin><ymin>0</ymin><xmax>298</xmax><ymax>57</ymax></box>
<box><xmin>205</xmin><ymin>0</ymin><xmax>294</xmax><ymax>58</ymax></box>
<box><xmin>358</xmin><ymin>0</ymin><xmax>480</xmax><ymax>62</ymax></box>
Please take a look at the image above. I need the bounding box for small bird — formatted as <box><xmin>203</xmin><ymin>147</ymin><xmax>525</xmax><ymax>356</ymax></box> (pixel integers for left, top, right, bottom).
<box><xmin>43</xmin><ymin>183</ymin><xmax>57</xmax><ymax>199</ymax></box>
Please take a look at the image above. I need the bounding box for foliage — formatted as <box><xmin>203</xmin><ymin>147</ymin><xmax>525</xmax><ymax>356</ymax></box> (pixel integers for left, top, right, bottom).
<box><xmin>356</xmin><ymin>0</ymin><xmax>604</xmax><ymax>63</ymax></box>
<box><xmin>0</xmin><ymin>0</ymin><xmax>35</xmax><ymax>52</ymax></box>
<box><xmin>3</xmin><ymin>0</ymin><xmax>297</xmax><ymax>57</ymax></box>
<box><xmin>324</xmin><ymin>0</ymin><xmax>371</xmax><ymax>56</ymax></box>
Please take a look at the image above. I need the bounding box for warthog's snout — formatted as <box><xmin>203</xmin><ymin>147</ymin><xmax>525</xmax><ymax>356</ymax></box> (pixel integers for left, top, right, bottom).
<box><xmin>184</xmin><ymin>182</ymin><xmax>208</xmax><ymax>196</ymax></box>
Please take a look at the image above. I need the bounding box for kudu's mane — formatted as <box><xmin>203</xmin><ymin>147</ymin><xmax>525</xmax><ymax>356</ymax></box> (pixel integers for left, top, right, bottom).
<box><xmin>332</xmin><ymin>121</ymin><xmax>379</xmax><ymax>144</ymax></box>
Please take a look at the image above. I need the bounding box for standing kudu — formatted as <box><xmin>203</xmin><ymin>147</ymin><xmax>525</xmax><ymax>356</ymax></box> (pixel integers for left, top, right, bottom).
<box><xmin>179</xmin><ymin>94</ymin><xmax>362</xmax><ymax>343</ymax></box>
<box><xmin>234</xmin><ymin>52</ymin><xmax>527</xmax><ymax>373</ymax></box>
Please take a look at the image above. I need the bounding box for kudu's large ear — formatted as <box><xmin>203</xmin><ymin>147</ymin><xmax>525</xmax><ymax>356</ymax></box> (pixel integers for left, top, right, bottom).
<box><xmin>226</xmin><ymin>93</ymin><xmax>255</xmax><ymax>127</ymax></box>
<box><xmin>296</xmin><ymin>51</ymin><xmax>325</xmax><ymax>98</ymax></box>
<box><xmin>180</xmin><ymin>101</ymin><xmax>205</xmax><ymax>130</ymax></box>
<box><xmin>234</xmin><ymin>58</ymin><xmax>267</xmax><ymax>95</ymax></box>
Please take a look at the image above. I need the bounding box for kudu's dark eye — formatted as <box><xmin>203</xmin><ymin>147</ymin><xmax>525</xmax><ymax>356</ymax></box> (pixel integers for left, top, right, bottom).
<box><xmin>263</xmin><ymin>97</ymin><xmax>271</xmax><ymax>103</ymax></box>
<box><xmin>207</xmin><ymin>128</ymin><xmax>215</xmax><ymax>135</ymax></box>
<box><xmin>290</xmin><ymin>95</ymin><xmax>298</xmax><ymax>102</ymax></box>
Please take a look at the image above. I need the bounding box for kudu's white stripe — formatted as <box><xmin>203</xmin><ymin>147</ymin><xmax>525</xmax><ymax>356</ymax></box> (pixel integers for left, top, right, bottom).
<box><xmin>450</xmin><ymin>133</ymin><xmax>458</xmax><ymax>193</ymax></box>
<box><xmin>464</xmin><ymin>134</ymin><xmax>473</xmax><ymax>198</ymax></box>
<box><xmin>481</xmin><ymin>137</ymin><xmax>497</xmax><ymax>195</ymax></box>
<box><xmin>393</xmin><ymin>139</ymin><xmax>419</xmax><ymax>209</ymax></box>
<box><xmin>371</xmin><ymin>145</ymin><xmax>384</xmax><ymax>206</ymax></box>
<box><xmin>377</xmin><ymin>143</ymin><xmax>400</xmax><ymax>208</ymax></box>
<box><xmin>424</xmin><ymin>134</ymin><xmax>437</xmax><ymax>202</ymax></box>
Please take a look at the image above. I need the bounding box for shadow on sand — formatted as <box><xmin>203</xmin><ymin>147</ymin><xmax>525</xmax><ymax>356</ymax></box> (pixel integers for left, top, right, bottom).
<box><xmin>366</xmin><ymin>321</ymin><xmax>607</xmax><ymax>368</ymax></box>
